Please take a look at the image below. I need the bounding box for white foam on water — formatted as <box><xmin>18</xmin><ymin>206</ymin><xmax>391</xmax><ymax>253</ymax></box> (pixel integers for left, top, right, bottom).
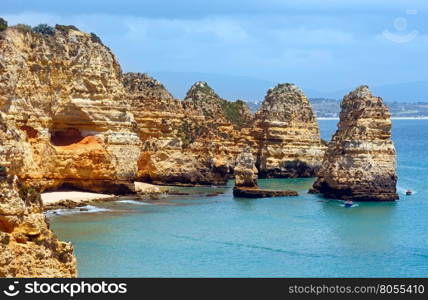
<box><xmin>397</xmin><ymin>186</ymin><xmax>417</xmax><ymax>195</ymax></box>
<box><xmin>339</xmin><ymin>203</ymin><xmax>359</xmax><ymax>208</ymax></box>
<box><xmin>45</xmin><ymin>205</ymin><xmax>111</xmax><ymax>217</ymax></box>
<box><xmin>117</xmin><ymin>200</ymin><xmax>152</xmax><ymax>205</ymax></box>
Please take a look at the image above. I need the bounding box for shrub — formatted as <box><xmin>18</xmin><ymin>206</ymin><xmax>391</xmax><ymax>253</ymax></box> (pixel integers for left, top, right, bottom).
<box><xmin>221</xmin><ymin>100</ymin><xmax>250</xmax><ymax>129</ymax></box>
<box><xmin>0</xmin><ymin>18</ymin><xmax>7</xmax><ymax>31</ymax></box>
<box><xmin>14</xmin><ymin>24</ymin><xmax>32</xmax><ymax>34</ymax></box>
<box><xmin>32</xmin><ymin>23</ymin><xmax>55</xmax><ymax>36</ymax></box>
<box><xmin>55</xmin><ymin>24</ymin><xmax>79</xmax><ymax>32</ymax></box>
<box><xmin>90</xmin><ymin>32</ymin><xmax>104</xmax><ymax>45</ymax></box>
<box><xmin>177</xmin><ymin>120</ymin><xmax>207</xmax><ymax>147</ymax></box>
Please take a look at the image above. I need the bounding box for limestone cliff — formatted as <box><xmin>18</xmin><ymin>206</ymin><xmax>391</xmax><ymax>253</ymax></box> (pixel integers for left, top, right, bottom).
<box><xmin>234</xmin><ymin>146</ymin><xmax>258</xmax><ymax>188</ymax></box>
<box><xmin>124</xmin><ymin>74</ymin><xmax>230</xmax><ymax>185</ymax></box>
<box><xmin>0</xmin><ymin>174</ymin><xmax>77</xmax><ymax>277</ymax></box>
<box><xmin>0</xmin><ymin>25</ymin><xmax>140</xmax><ymax>193</ymax></box>
<box><xmin>251</xmin><ymin>83</ymin><xmax>325</xmax><ymax>178</ymax></box>
<box><xmin>183</xmin><ymin>81</ymin><xmax>253</xmax><ymax>128</ymax></box>
<box><xmin>182</xmin><ymin>81</ymin><xmax>254</xmax><ymax>176</ymax></box>
<box><xmin>0</xmin><ymin>23</ymin><xmax>326</xmax><ymax>192</ymax></box>
<box><xmin>311</xmin><ymin>86</ymin><xmax>398</xmax><ymax>201</ymax></box>
<box><xmin>0</xmin><ymin>116</ymin><xmax>77</xmax><ymax>277</ymax></box>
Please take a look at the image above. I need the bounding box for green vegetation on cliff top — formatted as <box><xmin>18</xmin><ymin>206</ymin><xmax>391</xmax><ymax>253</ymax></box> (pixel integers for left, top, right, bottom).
<box><xmin>222</xmin><ymin>100</ymin><xmax>251</xmax><ymax>129</ymax></box>
<box><xmin>0</xmin><ymin>18</ymin><xmax>7</xmax><ymax>31</ymax></box>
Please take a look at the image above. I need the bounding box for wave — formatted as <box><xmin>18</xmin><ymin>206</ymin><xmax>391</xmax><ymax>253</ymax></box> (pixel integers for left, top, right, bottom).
<box><xmin>339</xmin><ymin>203</ymin><xmax>359</xmax><ymax>208</ymax></box>
<box><xmin>170</xmin><ymin>233</ymin><xmax>338</xmax><ymax>258</ymax></box>
<box><xmin>117</xmin><ymin>200</ymin><xmax>152</xmax><ymax>205</ymax></box>
<box><xmin>397</xmin><ymin>186</ymin><xmax>417</xmax><ymax>195</ymax></box>
<box><xmin>45</xmin><ymin>205</ymin><xmax>111</xmax><ymax>217</ymax></box>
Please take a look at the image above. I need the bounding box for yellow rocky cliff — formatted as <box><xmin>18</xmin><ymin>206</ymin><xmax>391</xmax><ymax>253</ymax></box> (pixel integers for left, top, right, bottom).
<box><xmin>0</xmin><ymin>114</ymin><xmax>77</xmax><ymax>277</ymax></box>
<box><xmin>311</xmin><ymin>86</ymin><xmax>398</xmax><ymax>201</ymax></box>
<box><xmin>0</xmin><ymin>25</ymin><xmax>140</xmax><ymax>193</ymax></box>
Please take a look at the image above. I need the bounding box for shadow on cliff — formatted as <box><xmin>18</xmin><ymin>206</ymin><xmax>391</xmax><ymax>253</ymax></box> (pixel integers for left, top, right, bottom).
<box><xmin>50</xmin><ymin>101</ymin><xmax>101</xmax><ymax>146</ymax></box>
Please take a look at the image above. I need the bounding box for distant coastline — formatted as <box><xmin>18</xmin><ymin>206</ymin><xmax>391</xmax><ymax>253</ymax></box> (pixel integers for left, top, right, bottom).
<box><xmin>310</xmin><ymin>98</ymin><xmax>428</xmax><ymax>120</ymax></box>
<box><xmin>317</xmin><ymin>117</ymin><xmax>428</xmax><ymax>120</ymax></box>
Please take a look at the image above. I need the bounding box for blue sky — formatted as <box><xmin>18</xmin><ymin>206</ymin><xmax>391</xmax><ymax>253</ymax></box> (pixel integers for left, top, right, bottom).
<box><xmin>2</xmin><ymin>0</ymin><xmax>428</xmax><ymax>94</ymax></box>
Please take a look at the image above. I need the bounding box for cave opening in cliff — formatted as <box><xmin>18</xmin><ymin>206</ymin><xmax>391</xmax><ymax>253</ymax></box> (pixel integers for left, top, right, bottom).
<box><xmin>50</xmin><ymin>128</ymin><xmax>85</xmax><ymax>146</ymax></box>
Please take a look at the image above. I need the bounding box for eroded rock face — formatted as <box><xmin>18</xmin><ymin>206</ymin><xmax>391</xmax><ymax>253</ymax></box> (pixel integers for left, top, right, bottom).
<box><xmin>183</xmin><ymin>81</ymin><xmax>228</xmax><ymax>121</ymax></box>
<box><xmin>311</xmin><ymin>86</ymin><xmax>398</xmax><ymax>201</ymax></box>
<box><xmin>0</xmin><ymin>118</ymin><xmax>77</xmax><ymax>278</ymax></box>
<box><xmin>251</xmin><ymin>83</ymin><xmax>325</xmax><ymax>178</ymax></box>
<box><xmin>234</xmin><ymin>146</ymin><xmax>258</xmax><ymax>188</ymax></box>
<box><xmin>0</xmin><ymin>25</ymin><xmax>326</xmax><ymax>192</ymax></box>
<box><xmin>183</xmin><ymin>81</ymin><xmax>254</xmax><ymax>176</ymax></box>
<box><xmin>0</xmin><ymin>26</ymin><xmax>140</xmax><ymax>193</ymax></box>
<box><xmin>183</xmin><ymin>81</ymin><xmax>253</xmax><ymax>128</ymax></box>
<box><xmin>0</xmin><ymin>174</ymin><xmax>77</xmax><ymax>277</ymax></box>
<box><xmin>125</xmin><ymin>75</ymin><xmax>230</xmax><ymax>185</ymax></box>
<box><xmin>233</xmin><ymin>146</ymin><xmax>299</xmax><ymax>198</ymax></box>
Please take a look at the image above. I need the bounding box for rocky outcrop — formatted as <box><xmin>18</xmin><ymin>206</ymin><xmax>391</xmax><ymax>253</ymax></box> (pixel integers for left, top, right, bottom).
<box><xmin>234</xmin><ymin>146</ymin><xmax>258</xmax><ymax>188</ymax></box>
<box><xmin>0</xmin><ymin>24</ymin><xmax>326</xmax><ymax>191</ymax></box>
<box><xmin>233</xmin><ymin>147</ymin><xmax>298</xmax><ymax>198</ymax></box>
<box><xmin>183</xmin><ymin>81</ymin><xmax>228</xmax><ymax>122</ymax></box>
<box><xmin>0</xmin><ymin>25</ymin><xmax>140</xmax><ymax>193</ymax></box>
<box><xmin>0</xmin><ymin>174</ymin><xmax>77</xmax><ymax>277</ymax></box>
<box><xmin>0</xmin><ymin>116</ymin><xmax>77</xmax><ymax>277</ymax></box>
<box><xmin>311</xmin><ymin>86</ymin><xmax>398</xmax><ymax>201</ymax></box>
<box><xmin>183</xmin><ymin>81</ymin><xmax>253</xmax><ymax>128</ymax></box>
<box><xmin>182</xmin><ymin>81</ymin><xmax>253</xmax><ymax>176</ymax></box>
<box><xmin>251</xmin><ymin>83</ymin><xmax>325</xmax><ymax>178</ymax></box>
<box><xmin>125</xmin><ymin>75</ymin><xmax>231</xmax><ymax>185</ymax></box>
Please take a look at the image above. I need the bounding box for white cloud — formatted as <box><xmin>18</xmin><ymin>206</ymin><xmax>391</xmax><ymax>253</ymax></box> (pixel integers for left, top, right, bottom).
<box><xmin>269</xmin><ymin>28</ymin><xmax>354</xmax><ymax>45</ymax></box>
<box><xmin>2</xmin><ymin>12</ymin><xmax>63</xmax><ymax>26</ymax></box>
<box><xmin>1</xmin><ymin>10</ymin><xmax>426</xmax><ymax>91</ymax></box>
<box><xmin>125</xmin><ymin>17</ymin><xmax>251</xmax><ymax>44</ymax></box>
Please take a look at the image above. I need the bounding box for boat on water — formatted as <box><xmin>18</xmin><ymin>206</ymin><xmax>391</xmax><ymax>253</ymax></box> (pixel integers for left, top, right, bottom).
<box><xmin>406</xmin><ymin>190</ymin><xmax>413</xmax><ymax>196</ymax></box>
<box><xmin>344</xmin><ymin>200</ymin><xmax>354</xmax><ymax>208</ymax></box>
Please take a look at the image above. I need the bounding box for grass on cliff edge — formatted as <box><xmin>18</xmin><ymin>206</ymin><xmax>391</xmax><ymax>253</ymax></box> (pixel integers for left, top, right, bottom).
<box><xmin>0</xmin><ymin>18</ymin><xmax>7</xmax><ymax>31</ymax></box>
<box><xmin>222</xmin><ymin>100</ymin><xmax>251</xmax><ymax>129</ymax></box>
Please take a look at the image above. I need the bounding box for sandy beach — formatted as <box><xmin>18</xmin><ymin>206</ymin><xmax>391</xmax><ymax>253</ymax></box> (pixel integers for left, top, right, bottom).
<box><xmin>41</xmin><ymin>191</ymin><xmax>118</xmax><ymax>210</ymax></box>
<box><xmin>41</xmin><ymin>182</ymin><xmax>167</xmax><ymax>210</ymax></box>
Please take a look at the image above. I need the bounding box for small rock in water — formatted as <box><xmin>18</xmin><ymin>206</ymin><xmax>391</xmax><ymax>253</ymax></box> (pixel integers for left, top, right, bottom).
<box><xmin>169</xmin><ymin>191</ymin><xmax>191</xmax><ymax>195</ymax></box>
<box><xmin>233</xmin><ymin>146</ymin><xmax>298</xmax><ymax>198</ymax></box>
<box><xmin>206</xmin><ymin>192</ymin><xmax>223</xmax><ymax>197</ymax></box>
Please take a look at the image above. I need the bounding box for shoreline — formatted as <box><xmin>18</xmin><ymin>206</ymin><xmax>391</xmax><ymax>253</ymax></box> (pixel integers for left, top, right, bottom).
<box><xmin>41</xmin><ymin>191</ymin><xmax>119</xmax><ymax>211</ymax></box>
<box><xmin>42</xmin><ymin>182</ymin><xmax>168</xmax><ymax>211</ymax></box>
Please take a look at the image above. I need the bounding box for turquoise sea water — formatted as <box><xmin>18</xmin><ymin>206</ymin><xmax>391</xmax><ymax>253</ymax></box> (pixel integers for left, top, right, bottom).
<box><xmin>49</xmin><ymin>120</ymin><xmax>428</xmax><ymax>277</ymax></box>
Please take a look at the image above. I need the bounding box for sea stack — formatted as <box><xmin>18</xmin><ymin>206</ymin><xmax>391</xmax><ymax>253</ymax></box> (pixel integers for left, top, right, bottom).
<box><xmin>311</xmin><ymin>85</ymin><xmax>399</xmax><ymax>201</ymax></box>
<box><xmin>183</xmin><ymin>81</ymin><xmax>229</xmax><ymax>121</ymax></box>
<box><xmin>233</xmin><ymin>147</ymin><xmax>298</xmax><ymax>198</ymax></box>
<box><xmin>252</xmin><ymin>83</ymin><xmax>325</xmax><ymax>178</ymax></box>
<box><xmin>128</xmin><ymin>78</ymin><xmax>231</xmax><ymax>186</ymax></box>
<box><xmin>234</xmin><ymin>146</ymin><xmax>259</xmax><ymax>188</ymax></box>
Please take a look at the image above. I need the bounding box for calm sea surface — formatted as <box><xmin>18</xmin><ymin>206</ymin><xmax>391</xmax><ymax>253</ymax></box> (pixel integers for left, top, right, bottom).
<box><xmin>49</xmin><ymin>120</ymin><xmax>428</xmax><ymax>277</ymax></box>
